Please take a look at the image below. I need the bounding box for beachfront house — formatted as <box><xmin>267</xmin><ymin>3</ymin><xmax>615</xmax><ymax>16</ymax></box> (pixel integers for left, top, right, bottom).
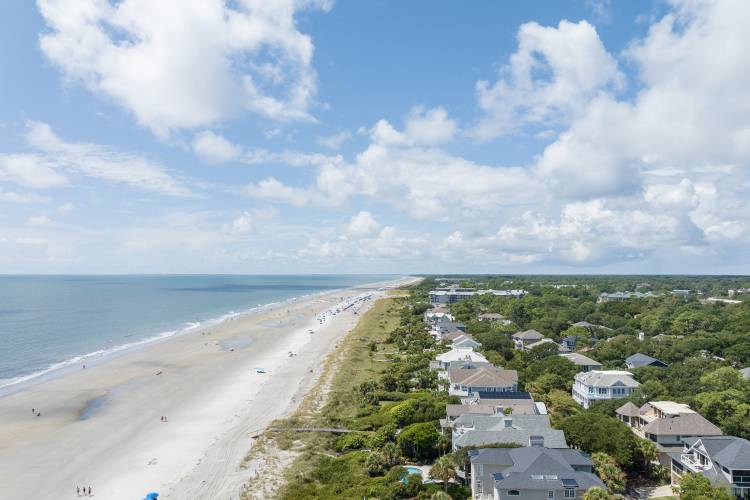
<box><xmin>670</xmin><ymin>436</ymin><xmax>750</xmax><ymax>499</ymax></box>
<box><xmin>423</xmin><ymin>310</ymin><xmax>454</xmax><ymax>326</ymax></box>
<box><xmin>741</xmin><ymin>367</ymin><xmax>750</xmax><ymax>381</ymax></box>
<box><xmin>447</xmin><ymin>365</ymin><xmax>518</xmax><ymax>397</ymax></box>
<box><xmin>625</xmin><ymin>352</ymin><xmax>668</xmax><ymax>369</ymax></box>
<box><xmin>571</xmin><ymin>370</ymin><xmax>639</xmax><ymax>409</ymax></box>
<box><xmin>559</xmin><ymin>352</ymin><xmax>602</xmax><ymax>372</ymax></box>
<box><xmin>469</xmin><ymin>447</ymin><xmax>605</xmax><ymax>500</ymax></box>
<box><xmin>616</xmin><ymin>401</ymin><xmax>723</xmax><ymax>466</ymax></box>
<box><xmin>432</xmin><ymin>348</ymin><xmax>488</xmax><ymax>371</ymax></box>
<box><xmin>452</xmin><ymin>414</ymin><xmax>568</xmax><ymax>451</ymax></box>
<box><xmin>512</xmin><ymin>329</ymin><xmax>545</xmax><ymax>350</ymax></box>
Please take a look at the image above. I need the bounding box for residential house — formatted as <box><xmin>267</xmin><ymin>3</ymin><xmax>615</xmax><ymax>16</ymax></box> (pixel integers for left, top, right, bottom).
<box><xmin>423</xmin><ymin>310</ymin><xmax>454</xmax><ymax>326</ymax></box>
<box><xmin>616</xmin><ymin>401</ymin><xmax>723</xmax><ymax>466</ymax></box>
<box><xmin>625</xmin><ymin>353</ymin><xmax>668</xmax><ymax>369</ymax></box>
<box><xmin>441</xmin><ymin>400</ymin><xmax>540</xmax><ymax>434</ymax></box>
<box><xmin>512</xmin><ymin>329</ymin><xmax>545</xmax><ymax>350</ymax></box>
<box><xmin>741</xmin><ymin>367</ymin><xmax>750</xmax><ymax>381</ymax></box>
<box><xmin>559</xmin><ymin>353</ymin><xmax>602</xmax><ymax>372</ymax></box>
<box><xmin>561</xmin><ymin>335</ymin><xmax>577</xmax><ymax>351</ymax></box>
<box><xmin>432</xmin><ymin>348</ymin><xmax>488</xmax><ymax>370</ymax></box>
<box><xmin>447</xmin><ymin>365</ymin><xmax>518</xmax><ymax>397</ymax></box>
<box><xmin>572</xmin><ymin>370</ymin><xmax>639</xmax><ymax>409</ymax></box>
<box><xmin>703</xmin><ymin>297</ymin><xmax>743</xmax><ymax>305</ymax></box>
<box><xmin>452</xmin><ymin>334</ymin><xmax>482</xmax><ymax>350</ymax></box>
<box><xmin>525</xmin><ymin>338</ymin><xmax>564</xmax><ymax>352</ymax></box>
<box><xmin>670</xmin><ymin>436</ymin><xmax>750</xmax><ymax>499</ymax></box>
<box><xmin>571</xmin><ymin>321</ymin><xmax>611</xmax><ymax>331</ymax></box>
<box><xmin>469</xmin><ymin>447</ymin><xmax>605</xmax><ymax>500</ymax></box>
<box><xmin>452</xmin><ymin>414</ymin><xmax>568</xmax><ymax>451</ymax></box>
<box><xmin>438</xmin><ymin>327</ymin><xmax>470</xmax><ymax>342</ymax></box>
<box><xmin>478</xmin><ymin>312</ymin><xmax>510</xmax><ymax>324</ymax></box>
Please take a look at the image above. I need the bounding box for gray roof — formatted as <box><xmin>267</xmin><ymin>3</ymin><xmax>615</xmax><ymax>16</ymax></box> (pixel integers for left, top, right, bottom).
<box><xmin>449</xmin><ymin>366</ymin><xmax>518</xmax><ymax>388</ymax></box>
<box><xmin>641</xmin><ymin>413</ymin><xmax>723</xmax><ymax>436</ymax></box>
<box><xmin>571</xmin><ymin>321</ymin><xmax>611</xmax><ymax>330</ymax></box>
<box><xmin>625</xmin><ymin>353</ymin><xmax>668</xmax><ymax>368</ymax></box>
<box><xmin>488</xmin><ymin>448</ymin><xmax>604</xmax><ymax>492</ymax></box>
<box><xmin>453</xmin><ymin>414</ymin><xmax>568</xmax><ymax>449</ymax></box>
<box><xmin>740</xmin><ymin>367</ymin><xmax>750</xmax><ymax>380</ymax></box>
<box><xmin>559</xmin><ymin>352</ymin><xmax>602</xmax><ymax>367</ymax></box>
<box><xmin>615</xmin><ymin>401</ymin><xmax>641</xmax><ymax>417</ymax></box>
<box><xmin>478</xmin><ymin>313</ymin><xmax>505</xmax><ymax>320</ymax></box>
<box><xmin>446</xmin><ymin>404</ymin><xmax>496</xmax><ymax>418</ymax></box>
<box><xmin>694</xmin><ymin>436</ymin><xmax>750</xmax><ymax>469</ymax></box>
<box><xmin>574</xmin><ymin>370</ymin><xmax>640</xmax><ymax>388</ymax></box>
<box><xmin>512</xmin><ymin>329</ymin><xmax>544</xmax><ymax>341</ymax></box>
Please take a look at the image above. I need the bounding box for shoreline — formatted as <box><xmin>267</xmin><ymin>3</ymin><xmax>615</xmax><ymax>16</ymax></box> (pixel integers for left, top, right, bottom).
<box><xmin>0</xmin><ymin>276</ymin><xmax>419</xmax><ymax>499</ymax></box>
<box><xmin>0</xmin><ymin>277</ymin><xmax>405</xmax><ymax>397</ymax></box>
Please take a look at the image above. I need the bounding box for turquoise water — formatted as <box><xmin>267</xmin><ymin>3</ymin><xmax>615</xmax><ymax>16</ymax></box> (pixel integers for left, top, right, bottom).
<box><xmin>0</xmin><ymin>275</ymin><xmax>393</xmax><ymax>390</ymax></box>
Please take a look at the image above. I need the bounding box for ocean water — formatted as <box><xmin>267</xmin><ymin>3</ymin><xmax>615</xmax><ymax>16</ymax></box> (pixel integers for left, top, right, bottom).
<box><xmin>0</xmin><ymin>275</ymin><xmax>393</xmax><ymax>391</ymax></box>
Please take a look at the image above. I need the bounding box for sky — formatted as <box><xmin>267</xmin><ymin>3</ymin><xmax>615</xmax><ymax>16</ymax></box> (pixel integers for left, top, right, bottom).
<box><xmin>0</xmin><ymin>0</ymin><xmax>749</xmax><ymax>275</ymax></box>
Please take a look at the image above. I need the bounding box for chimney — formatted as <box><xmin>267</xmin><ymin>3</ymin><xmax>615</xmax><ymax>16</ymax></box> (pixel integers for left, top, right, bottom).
<box><xmin>495</xmin><ymin>405</ymin><xmax>504</xmax><ymax>415</ymax></box>
<box><xmin>503</xmin><ymin>417</ymin><xmax>513</xmax><ymax>428</ymax></box>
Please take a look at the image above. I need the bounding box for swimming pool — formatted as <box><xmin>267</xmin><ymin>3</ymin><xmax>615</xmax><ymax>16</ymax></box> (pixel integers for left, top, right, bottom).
<box><xmin>401</xmin><ymin>466</ymin><xmax>424</xmax><ymax>483</ymax></box>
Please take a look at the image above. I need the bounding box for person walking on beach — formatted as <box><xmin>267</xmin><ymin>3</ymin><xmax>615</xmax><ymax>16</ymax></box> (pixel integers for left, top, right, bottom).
<box><xmin>88</xmin><ymin>486</ymin><xmax>92</xmax><ymax>496</ymax></box>
<box><xmin>76</xmin><ymin>485</ymin><xmax>80</xmax><ymax>496</ymax></box>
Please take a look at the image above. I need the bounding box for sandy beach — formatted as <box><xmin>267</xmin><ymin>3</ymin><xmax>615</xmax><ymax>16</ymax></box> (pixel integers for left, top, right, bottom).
<box><xmin>0</xmin><ymin>277</ymin><xmax>417</xmax><ymax>499</ymax></box>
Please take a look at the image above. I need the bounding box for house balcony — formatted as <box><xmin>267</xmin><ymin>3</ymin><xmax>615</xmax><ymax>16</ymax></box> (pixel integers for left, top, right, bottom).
<box><xmin>681</xmin><ymin>454</ymin><xmax>711</xmax><ymax>472</ymax></box>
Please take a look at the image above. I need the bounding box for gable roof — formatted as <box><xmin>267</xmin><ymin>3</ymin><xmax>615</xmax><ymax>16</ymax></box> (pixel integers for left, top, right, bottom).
<box><xmin>436</xmin><ymin>348</ymin><xmax>488</xmax><ymax>364</ymax></box>
<box><xmin>559</xmin><ymin>352</ymin><xmax>602</xmax><ymax>367</ymax></box>
<box><xmin>641</xmin><ymin>412</ymin><xmax>722</xmax><ymax>436</ymax></box>
<box><xmin>512</xmin><ymin>329</ymin><xmax>544</xmax><ymax>341</ymax></box>
<box><xmin>625</xmin><ymin>353</ymin><xmax>668</xmax><ymax>368</ymax></box>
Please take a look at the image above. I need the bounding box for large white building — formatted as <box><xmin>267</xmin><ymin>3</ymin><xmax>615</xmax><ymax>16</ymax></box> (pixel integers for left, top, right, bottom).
<box><xmin>572</xmin><ymin>370</ymin><xmax>640</xmax><ymax>409</ymax></box>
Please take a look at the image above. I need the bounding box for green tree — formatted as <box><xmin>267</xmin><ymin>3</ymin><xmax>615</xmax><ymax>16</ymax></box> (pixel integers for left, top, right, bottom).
<box><xmin>365</xmin><ymin>451</ymin><xmax>386</xmax><ymax>476</ymax></box>
<box><xmin>635</xmin><ymin>438</ymin><xmax>658</xmax><ymax>475</ymax></box>
<box><xmin>397</xmin><ymin>423</ymin><xmax>440</xmax><ymax>461</ymax></box>
<box><xmin>559</xmin><ymin>413</ymin><xmax>636</xmax><ymax>467</ymax></box>
<box><xmin>673</xmin><ymin>473</ymin><xmax>733</xmax><ymax>500</ymax></box>
<box><xmin>700</xmin><ymin>366</ymin><xmax>747</xmax><ymax>391</ymax></box>
<box><xmin>430</xmin><ymin>492</ymin><xmax>452</xmax><ymax>500</ymax></box>
<box><xmin>381</xmin><ymin>441</ymin><xmax>401</xmax><ymax>467</ymax></box>
<box><xmin>582</xmin><ymin>487</ymin><xmax>616</xmax><ymax>500</ymax></box>
<box><xmin>592</xmin><ymin>452</ymin><xmax>626</xmax><ymax>493</ymax></box>
<box><xmin>429</xmin><ymin>455</ymin><xmax>457</xmax><ymax>492</ymax></box>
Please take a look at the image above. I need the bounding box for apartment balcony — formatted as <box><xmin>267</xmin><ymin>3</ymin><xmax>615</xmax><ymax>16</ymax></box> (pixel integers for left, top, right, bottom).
<box><xmin>681</xmin><ymin>454</ymin><xmax>711</xmax><ymax>472</ymax></box>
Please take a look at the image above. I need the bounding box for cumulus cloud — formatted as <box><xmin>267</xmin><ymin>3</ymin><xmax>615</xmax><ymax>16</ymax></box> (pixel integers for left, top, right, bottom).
<box><xmin>192</xmin><ymin>131</ymin><xmax>242</xmax><ymax>163</ymax></box>
<box><xmin>318</xmin><ymin>131</ymin><xmax>351</xmax><ymax>150</ymax></box>
<box><xmin>346</xmin><ymin>211</ymin><xmax>381</xmax><ymax>238</ymax></box>
<box><xmin>37</xmin><ymin>0</ymin><xmax>329</xmax><ymax>136</ymax></box>
<box><xmin>473</xmin><ymin>19</ymin><xmax>623</xmax><ymax>141</ymax></box>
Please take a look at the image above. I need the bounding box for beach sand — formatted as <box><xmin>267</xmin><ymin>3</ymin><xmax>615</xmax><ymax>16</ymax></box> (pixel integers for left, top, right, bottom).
<box><xmin>0</xmin><ymin>277</ymin><xmax>417</xmax><ymax>499</ymax></box>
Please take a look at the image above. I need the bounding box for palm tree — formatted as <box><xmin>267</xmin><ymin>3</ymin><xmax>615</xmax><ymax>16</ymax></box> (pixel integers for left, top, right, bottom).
<box><xmin>582</xmin><ymin>487</ymin><xmax>616</xmax><ymax>500</ymax></box>
<box><xmin>430</xmin><ymin>491</ymin><xmax>452</xmax><ymax>500</ymax></box>
<box><xmin>636</xmin><ymin>438</ymin><xmax>658</xmax><ymax>475</ymax></box>
<box><xmin>429</xmin><ymin>455</ymin><xmax>457</xmax><ymax>492</ymax></box>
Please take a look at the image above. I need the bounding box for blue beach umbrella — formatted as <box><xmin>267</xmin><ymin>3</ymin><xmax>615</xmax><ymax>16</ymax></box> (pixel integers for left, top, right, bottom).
<box><xmin>144</xmin><ymin>493</ymin><xmax>159</xmax><ymax>500</ymax></box>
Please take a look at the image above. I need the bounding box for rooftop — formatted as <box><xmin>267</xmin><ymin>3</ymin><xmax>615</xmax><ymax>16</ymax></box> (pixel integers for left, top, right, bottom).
<box><xmin>559</xmin><ymin>352</ymin><xmax>602</xmax><ymax>367</ymax></box>
<box><xmin>454</xmin><ymin>414</ymin><xmax>568</xmax><ymax>449</ymax></box>
<box><xmin>436</xmin><ymin>348</ymin><xmax>488</xmax><ymax>364</ymax></box>
<box><xmin>449</xmin><ymin>366</ymin><xmax>518</xmax><ymax>388</ymax></box>
<box><xmin>625</xmin><ymin>352</ymin><xmax>668</xmax><ymax>368</ymax></box>
<box><xmin>575</xmin><ymin>370</ymin><xmax>639</xmax><ymax>388</ymax></box>
<box><xmin>512</xmin><ymin>329</ymin><xmax>544</xmax><ymax>340</ymax></box>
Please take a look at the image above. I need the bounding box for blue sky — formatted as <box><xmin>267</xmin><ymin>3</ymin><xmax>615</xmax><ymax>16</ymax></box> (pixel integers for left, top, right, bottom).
<box><xmin>1</xmin><ymin>0</ymin><xmax>749</xmax><ymax>274</ymax></box>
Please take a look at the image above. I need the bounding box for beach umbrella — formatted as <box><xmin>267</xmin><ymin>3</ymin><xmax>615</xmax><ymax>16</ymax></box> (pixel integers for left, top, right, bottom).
<box><xmin>144</xmin><ymin>493</ymin><xmax>159</xmax><ymax>500</ymax></box>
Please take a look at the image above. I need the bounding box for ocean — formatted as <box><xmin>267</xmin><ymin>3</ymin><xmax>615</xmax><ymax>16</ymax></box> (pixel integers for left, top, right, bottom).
<box><xmin>0</xmin><ymin>274</ymin><xmax>393</xmax><ymax>391</ymax></box>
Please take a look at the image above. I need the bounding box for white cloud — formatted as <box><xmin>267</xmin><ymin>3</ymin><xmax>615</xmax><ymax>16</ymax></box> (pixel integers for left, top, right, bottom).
<box><xmin>192</xmin><ymin>131</ymin><xmax>242</xmax><ymax>163</ymax></box>
<box><xmin>223</xmin><ymin>207</ymin><xmax>278</xmax><ymax>235</ymax></box>
<box><xmin>17</xmin><ymin>121</ymin><xmax>192</xmax><ymax>196</ymax></box>
<box><xmin>346</xmin><ymin>211</ymin><xmax>381</xmax><ymax>238</ymax></box>
<box><xmin>0</xmin><ymin>188</ymin><xmax>51</xmax><ymax>204</ymax></box>
<box><xmin>193</xmin><ymin>130</ymin><xmax>342</xmax><ymax>166</ymax></box>
<box><xmin>37</xmin><ymin>0</ymin><xmax>329</xmax><ymax>136</ymax></box>
<box><xmin>317</xmin><ymin>131</ymin><xmax>351</xmax><ymax>150</ymax></box>
<box><xmin>0</xmin><ymin>154</ymin><xmax>69</xmax><ymax>189</ymax></box>
<box><xmin>57</xmin><ymin>202</ymin><xmax>75</xmax><ymax>213</ymax></box>
<box><xmin>27</xmin><ymin>215</ymin><xmax>52</xmax><ymax>227</ymax></box>
<box><xmin>473</xmin><ymin>20</ymin><xmax>623</xmax><ymax>141</ymax></box>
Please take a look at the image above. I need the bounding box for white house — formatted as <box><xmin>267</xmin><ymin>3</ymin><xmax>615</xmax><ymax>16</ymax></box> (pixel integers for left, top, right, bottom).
<box><xmin>512</xmin><ymin>329</ymin><xmax>545</xmax><ymax>350</ymax></box>
<box><xmin>572</xmin><ymin>370</ymin><xmax>640</xmax><ymax>409</ymax></box>
<box><xmin>432</xmin><ymin>348</ymin><xmax>488</xmax><ymax>370</ymax></box>
<box><xmin>452</xmin><ymin>334</ymin><xmax>481</xmax><ymax>350</ymax></box>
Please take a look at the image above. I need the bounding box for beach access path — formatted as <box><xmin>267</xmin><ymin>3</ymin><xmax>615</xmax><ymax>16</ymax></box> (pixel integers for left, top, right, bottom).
<box><xmin>0</xmin><ymin>277</ymin><xmax>418</xmax><ymax>499</ymax></box>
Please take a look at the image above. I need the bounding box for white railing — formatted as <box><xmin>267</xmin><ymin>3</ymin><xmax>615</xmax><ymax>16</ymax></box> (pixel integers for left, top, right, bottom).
<box><xmin>681</xmin><ymin>454</ymin><xmax>711</xmax><ymax>471</ymax></box>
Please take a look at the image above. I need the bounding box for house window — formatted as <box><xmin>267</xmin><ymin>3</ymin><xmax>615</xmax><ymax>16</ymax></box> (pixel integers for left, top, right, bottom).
<box><xmin>588</xmin><ymin>386</ymin><xmax>594</xmax><ymax>394</ymax></box>
<box><xmin>476</xmin><ymin>479</ymin><xmax>482</xmax><ymax>493</ymax></box>
<box><xmin>597</xmin><ymin>387</ymin><xmax>608</xmax><ymax>395</ymax></box>
<box><xmin>507</xmin><ymin>491</ymin><xmax>520</xmax><ymax>496</ymax></box>
<box><xmin>548</xmin><ymin>491</ymin><xmax>555</xmax><ymax>499</ymax></box>
<box><xmin>564</xmin><ymin>488</ymin><xmax>576</xmax><ymax>498</ymax></box>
